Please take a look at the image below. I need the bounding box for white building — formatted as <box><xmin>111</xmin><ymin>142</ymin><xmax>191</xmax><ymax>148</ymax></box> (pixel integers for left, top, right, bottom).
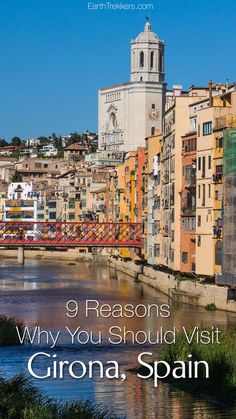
<box><xmin>39</xmin><ymin>144</ymin><xmax>58</xmax><ymax>157</ymax></box>
<box><xmin>25</xmin><ymin>138</ymin><xmax>41</xmax><ymax>147</ymax></box>
<box><xmin>98</xmin><ymin>20</ymin><xmax>166</xmax><ymax>152</ymax></box>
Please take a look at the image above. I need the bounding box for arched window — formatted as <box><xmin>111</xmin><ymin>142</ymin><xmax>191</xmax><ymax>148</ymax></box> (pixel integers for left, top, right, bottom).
<box><xmin>140</xmin><ymin>51</ymin><xmax>144</xmax><ymax>67</ymax></box>
<box><xmin>215</xmin><ymin>240</ymin><xmax>222</xmax><ymax>265</ymax></box>
<box><xmin>151</xmin><ymin>127</ymin><xmax>155</xmax><ymax>135</ymax></box>
<box><xmin>150</xmin><ymin>51</ymin><xmax>154</xmax><ymax>69</ymax></box>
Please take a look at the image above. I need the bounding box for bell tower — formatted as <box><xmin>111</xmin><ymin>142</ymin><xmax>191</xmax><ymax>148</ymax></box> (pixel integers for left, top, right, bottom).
<box><xmin>130</xmin><ymin>19</ymin><xmax>165</xmax><ymax>83</ymax></box>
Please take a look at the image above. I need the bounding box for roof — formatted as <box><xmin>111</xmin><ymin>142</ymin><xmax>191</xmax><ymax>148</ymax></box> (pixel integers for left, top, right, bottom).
<box><xmin>17</xmin><ymin>169</ymin><xmax>60</xmax><ymax>174</ymax></box>
<box><xmin>0</xmin><ymin>145</ymin><xmax>17</xmax><ymax>150</ymax></box>
<box><xmin>64</xmin><ymin>143</ymin><xmax>89</xmax><ymax>151</ymax></box>
<box><xmin>133</xmin><ymin>21</ymin><xmax>162</xmax><ymax>43</ymax></box>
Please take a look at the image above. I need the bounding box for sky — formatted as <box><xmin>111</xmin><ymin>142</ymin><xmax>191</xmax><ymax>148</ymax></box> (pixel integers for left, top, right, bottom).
<box><xmin>0</xmin><ymin>0</ymin><xmax>235</xmax><ymax>141</ymax></box>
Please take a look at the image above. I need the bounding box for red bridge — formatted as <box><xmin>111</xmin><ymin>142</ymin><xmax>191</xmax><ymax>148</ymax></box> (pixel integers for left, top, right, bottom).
<box><xmin>0</xmin><ymin>222</ymin><xmax>142</xmax><ymax>248</ymax></box>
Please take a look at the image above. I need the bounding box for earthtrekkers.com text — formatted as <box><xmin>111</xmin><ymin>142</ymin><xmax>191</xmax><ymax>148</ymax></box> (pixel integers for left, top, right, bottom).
<box><xmin>88</xmin><ymin>2</ymin><xmax>154</xmax><ymax>11</ymax></box>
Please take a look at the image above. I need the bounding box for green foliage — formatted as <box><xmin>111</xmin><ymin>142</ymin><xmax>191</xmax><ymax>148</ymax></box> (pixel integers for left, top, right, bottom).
<box><xmin>0</xmin><ymin>375</ymin><xmax>118</xmax><ymax>419</ymax></box>
<box><xmin>37</xmin><ymin>137</ymin><xmax>49</xmax><ymax>146</ymax></box>
<box><xmin>176</xmin><ymin>273</ymin><xmax>193</xmax><ymax>281</ymax></box>
<box><xmin>0</xmin><ymin>315</ymin><xmax>24</xmax><ymax>346</ymax></box>
<box><xmin>205</xmin><ymin>303</ymin><xmax>217</xmax><ymax>311</ymax></box>
<box><xmin>160</xmin><ymin>327</ymin><xmax>236</xmax><ymax>402</ymax></box>
<box><xmin>68</xmin><ymin>132</ymin><xmax>81</xmax><ymax>144</ymax></box>
<box><xmin>11</xmin><ymin>137</ymin><xmax>21</xmax><ymax>146</ymax></box>
<box><xmin>0</xmin><ymin>138</ymin><xmax>8</xmax><ymax>147</ymax></box>
<box><xmin>11</xmin><ymin>171</ymin><xmax>22</xmax><ymax>182</ymax></box>
<box><xmin>53</xmin><ymin>135</ymin><xmax>64</xmax><ymax>156</ymax></box>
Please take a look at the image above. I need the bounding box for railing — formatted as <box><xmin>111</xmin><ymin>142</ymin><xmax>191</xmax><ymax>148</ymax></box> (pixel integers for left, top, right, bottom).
<box><xmin>212</xmin><ymin>173</ymin><xmax>223</xmax><ymax>183</ymax></box>
<box><xmin>185</xmin><ymin>175</ymin><xmax>196</xmax><ymax>188</ymax></box>
<box><xmin>181</xmin><ymin>206</ymin><xmax>195</xmax><ymax>215</ymax></box>
<box><xmin>0</xmin><ymin>222</ymin><xmax>142</xmax><ymax>247</ymax></box>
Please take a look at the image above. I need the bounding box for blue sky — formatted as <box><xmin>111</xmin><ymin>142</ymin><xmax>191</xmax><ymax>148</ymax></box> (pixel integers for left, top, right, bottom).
<box><xmin>0</xmin><ymin>0</ymin><xmax>235</xmax><ymax>140</ymax></box>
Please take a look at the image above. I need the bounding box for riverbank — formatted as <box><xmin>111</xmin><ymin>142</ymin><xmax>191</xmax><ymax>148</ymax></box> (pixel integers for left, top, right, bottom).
<box><xmin>0</xmin><ymin>248</ymin><xmax>108</xmax><ymax>262</ymax></box>
<box><xmin>137</xmin><ymin>327</ymin><xmax>236</xmax><ymax>404</ymax></box>
<box><xmin>108</xmin><ymin>257</ymin><xmax>236</xmax><ymax>313</ymax></box>
<box><xmin>0</xmin><ymin>374</ymin><xmax>117</xmax><ymax>419</ymax></box>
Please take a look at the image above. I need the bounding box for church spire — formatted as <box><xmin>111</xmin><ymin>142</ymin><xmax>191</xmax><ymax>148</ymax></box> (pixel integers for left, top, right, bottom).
<box><xmin>145</xmin><ymin>17</ymin><xmax>151</xmax><ymax>31</ymax></box>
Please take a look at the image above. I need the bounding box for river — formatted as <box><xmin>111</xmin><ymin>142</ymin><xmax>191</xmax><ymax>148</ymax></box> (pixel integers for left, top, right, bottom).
<box><xmin>0</xmin><ymin>258</ymin><xmax>236</xmax><ymax>418</ymax></box>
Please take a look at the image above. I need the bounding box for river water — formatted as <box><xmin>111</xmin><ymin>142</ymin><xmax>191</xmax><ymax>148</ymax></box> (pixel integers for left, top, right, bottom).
<box><xmin>0</xmin><ymin>259</ymin><xmax>236</xmax><ymax>418</ymax></box>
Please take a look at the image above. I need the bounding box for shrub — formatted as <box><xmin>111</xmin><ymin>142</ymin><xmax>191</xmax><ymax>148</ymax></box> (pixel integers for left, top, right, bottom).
<box><xmin>0</xmin><ymin>315</ymin><xmax>24</xmax><ymax>346</ymax></box>
<box><xmin>0</xmin><ymin>374</ymin><xmax>118</xmax><ymax>419</ymax></box>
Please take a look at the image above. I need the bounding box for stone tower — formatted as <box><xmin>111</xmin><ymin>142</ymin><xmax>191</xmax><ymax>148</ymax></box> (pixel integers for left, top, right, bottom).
<box><xmin>130</xmin><ymin>19</ymin><xmax>165</xmax><ymax>83</ymax></box>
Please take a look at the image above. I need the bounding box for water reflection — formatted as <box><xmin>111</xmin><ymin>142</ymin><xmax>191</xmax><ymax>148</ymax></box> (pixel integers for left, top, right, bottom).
<box><xmin>0</xmin><ymin>259</ymin><xmax>235</xmax><ymax>418</ymax></box>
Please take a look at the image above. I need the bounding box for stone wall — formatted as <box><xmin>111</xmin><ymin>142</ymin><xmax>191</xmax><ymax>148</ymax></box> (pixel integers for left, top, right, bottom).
<box><xmin>0</xmin><ymin>248</ymin><xmax>94</xmax><ymax>261</ymax></box>
<box><xmin>109</xmin><ymin>258</ymin><xmax>236</xmax><ymax>313</ymax></box>
<box><xmin>107</xmin><ymin>258</ymin><xmax>143</xmax><ymax>278</ymax></box>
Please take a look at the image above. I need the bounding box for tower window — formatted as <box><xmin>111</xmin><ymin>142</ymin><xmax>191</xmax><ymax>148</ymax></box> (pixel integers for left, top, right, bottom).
<box><xmin>151</xmin><ymin>127</ymin><xmax>155</xmax><ymax>135</ymax></box>
<box><xmin>152</xmin><ymin>104</ymin><xmax>155</xmax><ymax>109</ymax></box>
<box><xmin>150</xmin><ymin>51</ymin><xmax>154</xmax><ymax>69</ymax></box>
<box><xmin>140</xmin><ymin>51</ymin><xmax>144</xmax><ymax>67</ymax></box>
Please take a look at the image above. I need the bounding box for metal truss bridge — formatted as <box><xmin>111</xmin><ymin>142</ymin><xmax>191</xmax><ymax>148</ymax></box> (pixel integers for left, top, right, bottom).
<box><xmin>0</xmin><ymin>222</ymin><xmax>142</xmax><ymax>248</ymax></box>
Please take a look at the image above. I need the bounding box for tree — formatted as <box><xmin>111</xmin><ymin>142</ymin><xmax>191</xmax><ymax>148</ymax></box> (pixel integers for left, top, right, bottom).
<box><xmin>11</xmin><ymin>171</ymin><xmax>22</xmax><ymax>182</ymax></box>
<box><xmin>68</xmin><ymin>132</ymin><xmax>81</xmax><ymax>144</ymax></box>
<box><xmin>54</xmin><ymin>136</ymin><xmax>64</xmax><ymax>158</ymax></box>
<box><xmin>11</xmin><ymin>137</ymin><xmax>21</xmax><ymax>146</ymax></box>
<box><xmin>51</xmin><ymin>132</ymin><xmax>57</xmax><ymax>141</ymax></box>
<box><xmin>37</xmin><ymin>136</ymin><xmax>49</xmax><ymax>146</ymax></box>
<box><xmin>0</xmin><ymin>138</ymin><xmax>8</xmax><ymax>147</ymax></box>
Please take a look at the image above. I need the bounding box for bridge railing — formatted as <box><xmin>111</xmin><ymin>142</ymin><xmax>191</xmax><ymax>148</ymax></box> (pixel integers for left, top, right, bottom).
<box><xmin>0</xmin><ymin>221</ymin><xmax>142</xmax><ymax>247</ymax></box>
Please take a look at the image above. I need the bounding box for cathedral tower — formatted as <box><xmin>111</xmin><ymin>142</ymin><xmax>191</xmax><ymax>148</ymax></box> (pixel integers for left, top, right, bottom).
<box><xmin>98</xmin><ymin>20</ymin><xmax>166</xmax><ymax>151</ymax></box>
<box><xmin>130</xmin><ymin>20</ymin><xmax>165</xmax><ymax>83</ymax></box>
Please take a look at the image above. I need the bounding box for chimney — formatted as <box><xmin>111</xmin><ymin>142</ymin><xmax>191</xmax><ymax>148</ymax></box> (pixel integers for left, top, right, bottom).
<box><xmin>173</xmin><ymin>84</ymin><xmax>183</xmax><ymax>97</ymax></box>
<box><xmin>208</xmin><ymin>80</ymin><xmax>213</xmax><ymax>107</ymax></box>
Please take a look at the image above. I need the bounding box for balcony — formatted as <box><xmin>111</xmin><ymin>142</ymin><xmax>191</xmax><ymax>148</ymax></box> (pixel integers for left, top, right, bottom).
<box><xmin>163</xmin><ymin>225</ymin><xmax>169</xmax><ymax>236</ymax></box>
<box><xmin>181</xmin><ymin>194</ymin><xmax>195</xmax><ymax>215</ymax></box>
<box><xmin>212</xmin><ymin>173</ymin><xmax>223</xmax><ymax>183</ymax></box>
<box><xmin>213</xmin><ymin>219</ymin><xmax>223</xmax><ymax>238</ymax></box>
<box><xmin>185</xmin><ymin>175</ymin><xmax>196</xmax><ymax>189</ymax></box>
<box><xmin>163</xmin><ymin>198</ymin><xmax>169</xmax><ymax>209</ymax></box>
<box><xmin>163</xmin><ymin>171</ymin><xmax>170</xmax><ymax>184</ymax></box>
<box><xmin>182</xmin><ymin>206</ymin><xmax>195</xmax><ymax>215</ymax></box>
<box><xmin>213</xmin><ymin>226</ymin><xmax>222</xmax><ymax>238</ymax></box>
